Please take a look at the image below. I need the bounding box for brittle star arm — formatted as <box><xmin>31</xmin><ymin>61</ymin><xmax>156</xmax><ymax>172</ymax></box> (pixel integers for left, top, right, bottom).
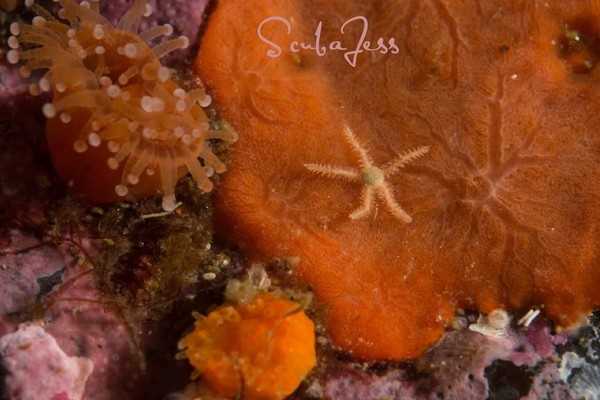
<box><xmin>343</xmin><ymin>125</ymin><xmax>373</xmax><ymax>168</ymax></box>
<box><xmin>384</xmin><ymin>146</ymin><xmax>430</xmax><ymax>176</ymax></box>
<box><xmin>378</xmin><ymin>183</ymin><xmax>412</xmax><ymax>223</ymax></box>
<box><xmin>304</xmin><ymin>163</ymin><xmax>360</xmax><ymax>181</ymax></box>
<box><xmin>349</xmin><ymin>187</ymin><xmax>374</xmax><ymax>219</ymax></box>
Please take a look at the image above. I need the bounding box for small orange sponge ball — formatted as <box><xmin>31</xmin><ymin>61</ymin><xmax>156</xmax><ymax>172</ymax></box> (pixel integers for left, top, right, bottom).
<box><xmin>179</xmin><ymin>294</ymin><xmax>316</xmax><ymax>400</ymax></box>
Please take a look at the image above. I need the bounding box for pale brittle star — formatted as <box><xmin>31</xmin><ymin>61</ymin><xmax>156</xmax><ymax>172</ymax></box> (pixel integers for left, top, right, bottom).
<box><xmin>305</xmin><ymin>125</ymin><xmax>430</xmax><ymax>222</ymax></box>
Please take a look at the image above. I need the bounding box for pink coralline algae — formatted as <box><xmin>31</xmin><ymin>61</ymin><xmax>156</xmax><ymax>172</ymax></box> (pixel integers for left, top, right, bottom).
<box><xmin>324</xmin><ymin>316</ymin><xmax>580</xmax><ymax>400</ymax></box>
<box><xmin>0</xmin><ymin>323</ymin><xmax>93</xmax><ymax>400</ymax></box>
<box><xmin>324</xmin><ymin>369</ymin><xmax>416</xmax><ymax>399</ymax></box>
<box><xmin>99</xmin><ymin>0</ymin><xmax>210</xmax><ymax>66</ymax></box>
<box><xmin>0</xmin><ymin>225</ymin><xmax>144</xmax><ymax>400</ymax></box>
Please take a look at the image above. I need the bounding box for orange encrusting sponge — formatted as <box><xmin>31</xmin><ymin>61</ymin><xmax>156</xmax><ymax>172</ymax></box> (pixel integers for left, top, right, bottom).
<box><xmin>178</xmin><ymin>294</ymin><xmax>316</xmax><ymax>400</ymax></box>
<box><xmin>196</xmin><ymin>0</ymin><xmax>600</xmax><ymax>361</ymax></box>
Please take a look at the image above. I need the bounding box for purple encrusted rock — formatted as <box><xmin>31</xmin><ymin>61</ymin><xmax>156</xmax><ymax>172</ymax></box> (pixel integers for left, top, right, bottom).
<box><xmin>0</xmin><ymin>323</ymin><xmax>93</xmax><ymax>400</ymax></box>
<box><xmin>0</xmin><ymin>224</ymin><xmax>144</xmax><ymax>400</ymax></box>
<box><xmin>324</xmin><ymin>369</ymin><xmax>416</xmax><ymax>400</ymax></box>
<box><xmin>323</xmin><ymin>315</ymin><xmax>590</xmax><ymax>400</ymax></box>
<box><xmin>99</xmin><ymin>0</ymin><xmax>210</xmax><ymax>65</ymax></box>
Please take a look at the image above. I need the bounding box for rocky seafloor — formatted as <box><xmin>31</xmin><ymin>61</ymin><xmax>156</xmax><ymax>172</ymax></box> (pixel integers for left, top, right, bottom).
<box><xmin>0</xmin><ymin>1</ymin><xmax>599</xmax><ymax>399</ymax></box>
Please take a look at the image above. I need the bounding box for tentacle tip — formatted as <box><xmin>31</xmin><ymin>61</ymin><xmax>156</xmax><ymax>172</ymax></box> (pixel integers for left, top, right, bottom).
<box><xmin>162</xmin><ymin>194</ymin><xmax>177</xmax><ymax>212</ymax></box>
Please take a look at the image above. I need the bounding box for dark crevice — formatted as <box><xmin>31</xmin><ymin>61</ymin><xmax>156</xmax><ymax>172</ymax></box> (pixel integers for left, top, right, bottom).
<box><xmin>485</xmin><ymin>359</ymin><xmax>533</xmax><ymax>400</ymax></box>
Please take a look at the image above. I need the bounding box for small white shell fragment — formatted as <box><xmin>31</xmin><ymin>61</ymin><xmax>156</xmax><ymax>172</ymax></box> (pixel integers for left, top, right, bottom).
<box><xmin>469</xmin><ymin>309</ymin><xmax>511</xmax><ymax>338</ymax></box>
<box><xmin>202</xmin><ymin>272</ymin><xmax>217</xmax><ymax>281</ymax></box>
<box><xmin>517</xmin><ymin>309</ymin><xmax>541</xmax><ymax>327</ymax></box>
